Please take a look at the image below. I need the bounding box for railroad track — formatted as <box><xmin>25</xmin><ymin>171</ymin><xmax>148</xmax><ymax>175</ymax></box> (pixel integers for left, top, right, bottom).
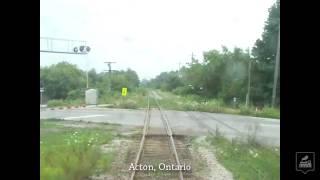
<box><xmin>129</xmin><ymin>94</ymin><xmax>192</xmax><ymax>180</ymax></box>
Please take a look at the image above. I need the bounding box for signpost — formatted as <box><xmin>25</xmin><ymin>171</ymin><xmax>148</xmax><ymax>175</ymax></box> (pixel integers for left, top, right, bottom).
<box><xmin>122</xmin><ymin>87</ymin><xmax>127</xmax><ymax>97</ymax></box>
<box><xmin>121</xmin><ymin>87</ymin><xmax>127</xmax><ymax>105</ymax></box>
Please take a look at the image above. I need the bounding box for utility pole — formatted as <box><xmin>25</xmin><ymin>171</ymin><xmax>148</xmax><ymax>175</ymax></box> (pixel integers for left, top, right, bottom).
<box><xmin>86</xmin><ymin>71</ymin><xmax>89</xmax><ymax>89</ymax></box>
<box><xmin>246</xmin><ymin>55</ymin><xmax>252</xmax><ymax>108</ymax></box>
<box><xmin>86</xmin><ymin>56</ymin><xmax>90</xmax><ymax>89</ymax></box>
<box><xmin>178</xmin><ymin>62</ymin><xmax>182</xmax><ymax>78</ymax></box>
<box><xmin>272</xmin><ymin>27</ymin><xmax>280</xmax><ymax>107</ymax></box>
<box><xmin>104</xmin><ymin>62</ymin><xmax>116</xmax><ymax>92</ymax></box>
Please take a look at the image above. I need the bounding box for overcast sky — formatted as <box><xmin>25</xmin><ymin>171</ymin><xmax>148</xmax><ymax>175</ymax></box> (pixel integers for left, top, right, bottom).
<box><xmin>40</xmin><ymin>0</ymin><xmax>276</xmax><ymax>80</ymax></box>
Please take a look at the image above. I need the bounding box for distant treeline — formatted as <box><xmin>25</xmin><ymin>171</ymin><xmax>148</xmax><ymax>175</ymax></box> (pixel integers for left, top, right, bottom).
<box><xmin>41</xmin><ymin>1</ymin><xmax>279</xmax><ymax>107</ymax></box>
<box><xmin>40</xmin><ymin>62</ymin><xmax>140</xmax><ymax>100</ymax></box>
<box><xmin>146</xmin><ymin>1</ymin><xmax>280</xmax><ymax>107</ymax></box>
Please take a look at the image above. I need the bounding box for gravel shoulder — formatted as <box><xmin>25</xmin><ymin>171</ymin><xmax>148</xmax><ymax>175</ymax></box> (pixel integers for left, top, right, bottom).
<box><xmin>191</xmin><ymin>136</ymin><xmax>234</xmax><ymax>180</ymax></box>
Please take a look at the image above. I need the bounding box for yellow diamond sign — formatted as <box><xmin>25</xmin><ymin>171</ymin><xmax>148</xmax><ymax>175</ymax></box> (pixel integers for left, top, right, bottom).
<box><xmin>122</xmin><ymin>87</ymin><xmax>127</xmax><ymax>96</ymax></box>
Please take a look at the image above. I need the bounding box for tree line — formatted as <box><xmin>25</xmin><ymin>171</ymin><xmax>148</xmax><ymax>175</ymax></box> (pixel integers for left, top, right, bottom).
<box><xmin>41</xmin><ymin>1</ymin><xmax>279</xmax><ymax>107</ymax></box>
<box><xmin>40</xmin><ymin>62</ymin><xmax>140</xmax><ymax>100</ymax></box>
<box><xmin>147</xmin><ymin>1</ymin><xmax>280</xmax><ymax>107</ymax></box>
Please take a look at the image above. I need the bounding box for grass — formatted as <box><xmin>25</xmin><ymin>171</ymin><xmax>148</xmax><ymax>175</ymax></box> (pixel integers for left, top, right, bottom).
<box><xmin>47</xmin><ymin>99</ymin><xmax>85</xmax><ymax>108</ymax></box>
<box><xmin>99</xmin><ymin>88</ymin><xmax>148</xmax><ymax>109</ymax></box>
<box><xmin>47</xmin><ymin>88</ymin><xmax>148</xmax><ymax>109</ymax></box>
<box><xmin>239</xmin><ymin>105</ymin><xmax>280</xmax><ymax>119</ymax></box>
<box><xmin>40</xmin><ymin>120</ymin><xmax>116</xmax><ymax>180</ymax></box>
<box><xmin>47</xmin><ymin>99</ymin><xmax>66</xmax><ymax>107</ymax></box>
<box><xmin>254</xmin><ymin>107</ymin><xmax>280</xmax><ymax>119</ymax></box>
<box><xmin>46</xmin><ymin>88</ymin><xmax>279</xmax><ymax>119</ymax></box>
<box><xmin>204</xmin><ymin>133</ymin><xmax>280</xmax><ymax>180</ymax></box>
<box><xmin>156</xmin><ymin>90</ymin><xmax>280</xmax><ymax>119</ymax></box>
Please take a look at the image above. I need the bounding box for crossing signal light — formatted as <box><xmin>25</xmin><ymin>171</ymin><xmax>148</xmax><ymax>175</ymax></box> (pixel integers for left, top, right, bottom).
<box><xmin>75</xmin><ymin>46</ymin><xmax>91</xmax><ymax>53</ymax></box>
<box><xmin>80</xmin><ymin>46</ymin><xmax>85</xmax><ymax>52</ymax></box>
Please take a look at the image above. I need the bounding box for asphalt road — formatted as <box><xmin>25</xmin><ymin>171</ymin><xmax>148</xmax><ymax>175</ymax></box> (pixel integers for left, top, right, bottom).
<box><xmin>40</xmin><ymin>107</ymin><xmax>280</xmax><ymax>146</ymax></box>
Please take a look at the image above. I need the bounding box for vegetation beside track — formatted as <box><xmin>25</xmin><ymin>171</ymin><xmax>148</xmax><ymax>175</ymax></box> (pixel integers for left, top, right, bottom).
<box><xmin>40</xmin><ymin>119</ymin><xmax>117</xmax><ymax>180</ymax></box>
<box><xmin>193</xmin><ymin>129</ymin><xmax>280</xmax><ymax>180</ymax></box>
<box><xmin>155</xmin><ymin>90</ymin><xmax>279</xmax><ymax>119</ymax></box>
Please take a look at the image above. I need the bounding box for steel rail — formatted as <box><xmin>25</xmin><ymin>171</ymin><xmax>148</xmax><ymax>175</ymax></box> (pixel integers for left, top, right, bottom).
<box><xmin>153</xmin><ymin>95</ymin><xmax>184</xmax><ymax>180</ymax></box>
<box><xmin>129</xmin><ymin>96</ymin><xmax>150</xmax><ymax>180</ymax></box>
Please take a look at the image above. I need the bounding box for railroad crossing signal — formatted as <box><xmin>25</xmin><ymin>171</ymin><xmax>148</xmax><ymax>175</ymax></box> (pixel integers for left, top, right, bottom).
<box><xmin>40</xmin><ymin>37</ymin><xmax>91</xmax><ymax>88</ymax></box>
<box><xmin>122</xmin><ymin>88</ymin><xmax>127</xmax><ymax>96</ymax></box>
<box><xmin>40</xmin><ymin>37</ymin><xmax>90</xmax><ymax>55</ymax></box>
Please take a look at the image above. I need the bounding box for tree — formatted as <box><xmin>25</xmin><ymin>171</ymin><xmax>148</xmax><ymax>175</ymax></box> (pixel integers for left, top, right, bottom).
<box><xmin>145</xmin><ymin>1</ymin><xmax>280</xmax><ymax>107</ymax></box>
<box><xmin>88</xmin><ymin>69</ymin><xmax>98</xmax><ymax>87</ymax></box>
<box><xmin>148</xmin><ymin>47</ymin><xmax>251</xmax><ymax>104</ymax></box>
<box><xmin>202</xmin><ymin>47</ymin><xmax>250</xmax><ymax>102</ymax></box>
<box><xmin>103</xmin><ymin>69</ymin><xmax>141</xmax><ymax>93</ymax></box>
<box><xmin>40</xmin><ymin>63</ymin><xmax>141</xmax><ymax>99</ymax></box>
<box><xmin>251</xmin><ymin>0</ymin><xmax>280</xmax><ymax>106</ymax></box>
<box><xmin>40</xmin><ymin>62</ymin><xmax>86</xmax><ymax>99</ymax></box>
<box><xmin>124</xmin><ymin>68</ymin><xmax>140</xmax><ymax>89</ymax></box>
<box><xmin>140</xmin><ymin>79</ymin><xmax>149</xmax><ymax>87</ymax></box>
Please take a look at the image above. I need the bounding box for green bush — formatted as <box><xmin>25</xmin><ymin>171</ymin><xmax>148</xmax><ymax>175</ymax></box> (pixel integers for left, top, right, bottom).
<box><xmin>65</xmin><ymin>99</ymin><xmax>84</xmax><ymax>106</ymax></box>
<box><xmin>205</xmin><ymin>135</ymin><xmax>280</xmax><ymax>180</ymax></box>
<box><xmin>195</xmin><ymin>99</ymin><xmax>224</xmax><ymax>113</ymax></box>
<box><xmin>181</xmin><ymin>102</ymin><xmax>198</xmax><ymax>111</ymax></box>
<box><xmin>99</xmin><ymin>94</ymin><xmax>117</xmax><ymax>104</ymax></box>
<box><xmin>157</xmin><ymin>97</ymin><xmax>180</xmax><ymax>109</ymax></box>
<box><xmin>47</xmin><ymin>99</ymin><xmax>84</xmax><ymax>107</ymax></box>
<box><xmin>67</xmin><ymin>89</ymin><xmax>84</xmax><ymax>100</ymax></box>
<box><xmin>118</xmin><ymin>100</ymin><xmax>138</xmax><ymax>109</ymax></box>
<box><xmin>40</xmin><ymin>124</ymin><xmax>114</xmax><ymax>180</ymax></box>
<box><xmin>239</xmin><ymin>105</ymin><xmax>252</xmax><ymax>115</ymax></box>
<box><xmin>172</xmin><ymin>86</ymin><xmax>193</xmax><ymax>95</ymax></box>
<box><xmin>185</xmin><ymin>94</ymin><xmax>203</xmax><ymax>102</ymax></box>
<box><xmin>256</xmin><ymin>107</ymin><xmax>280</xmax><ymax>119</ymax></box>
<box><xmin>135</xmin><ymin>87</ymin><xmax>147</xmax><ymax>96</ymax></box>
<box><xmin>238</xmin><ymin>105</ymin><xmax>280</xmax><ymax>119</ymax></box>
<box><xmin>47</xmin><ymin>100</ymin><xmax>67</xmax><ymax>107</ymax></box>
<box><xmin>40</xmin><ymin>166</ymin><xmax>64</xmax><ymax>180</ymax></box>
<box><xmin>206</xmin><ymin>99</ymin><xmax>225</xmax><ymax>107</ymax></box>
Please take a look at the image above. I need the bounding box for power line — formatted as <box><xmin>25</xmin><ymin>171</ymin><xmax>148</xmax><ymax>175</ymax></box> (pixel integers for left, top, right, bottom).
<box><xmin>246</xmin><ymin>51</ymin><xmax>252</xmax><ymax>108</ymax></box>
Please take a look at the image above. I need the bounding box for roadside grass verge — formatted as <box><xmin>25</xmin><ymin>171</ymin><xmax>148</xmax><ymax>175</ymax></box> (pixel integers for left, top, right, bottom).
<box><xmin>253</xmin><ymin>107</ymin><xmax>280</xmax><ymax>119</ymax></box>
<box><xmin>99</xmin><ymin>88</ymin><xmax>149</xmax><ymax>109</ymax></box>
<box><xmin>47</xmin><ymin>99</ymin><xmax>85</xmax><ymax>108</ymax></box>
<box><xmin>47</xmin><ymin>88</ymin><xmax>148</xmax><ymax>109</ymax></box>
<box><xmin>46</xmin><ymin>88</ymin><xmax>279</xmax><ymax>119</ymax></box>
<box><xmin>40</xmin><ymin>120</ymin><xmax>116</xmax><ymax>180</ymax></box>
<box><xmin>156</xmin><ymin>90</ymin><xmax>279</xmax><ymax>119</ymax></box>
<box><xmin>205</xmin><ymin>132</ymin><xmax>280</xmax><ymax>180</ymax></box>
